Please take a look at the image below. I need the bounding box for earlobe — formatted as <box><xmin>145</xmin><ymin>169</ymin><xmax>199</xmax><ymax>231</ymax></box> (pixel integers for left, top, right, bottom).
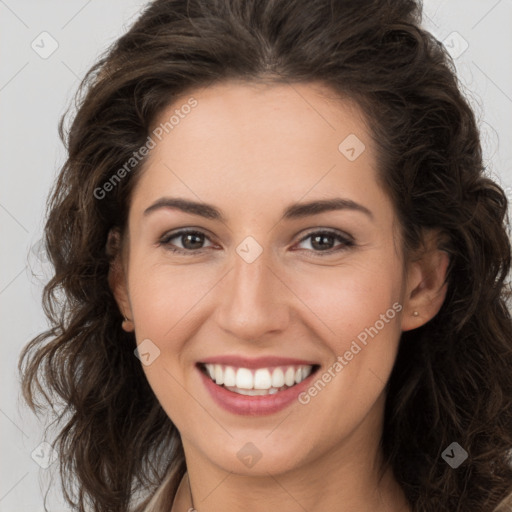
<box><xmin>401</xmin><ymin>230</ymin><xmax>451</xmax><ymax>332</ymax></box>
<box><xmin>107</xmin><ymin>228</ymin><xmax>134</xmax><ymax>332</ymax></box>
<box><xmin>121</xmin><ymin>316</ymin><xmax>134</xmax><ymax>332</ymax></box>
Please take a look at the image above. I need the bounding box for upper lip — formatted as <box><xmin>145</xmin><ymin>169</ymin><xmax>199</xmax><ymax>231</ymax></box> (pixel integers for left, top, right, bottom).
<box><xmin>198</xmin><ymin>355</ymin><xmax>319</xmax><ymax>369</ymax></box>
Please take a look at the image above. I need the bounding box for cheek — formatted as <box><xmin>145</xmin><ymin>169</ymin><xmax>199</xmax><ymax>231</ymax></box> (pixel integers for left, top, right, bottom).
<box><xmin>287</xmin><ymin>254</ymin><xmax>404</xmax><ymax>407</ymax></box>
<box><xmin>287</xmin><ymin>268</ymin><xmax>403</xmax><ymax>438</ymax></box>
<box><xmin>287</xmin><ymin>254</ymin><xmax>403</xmax><ymax>346</ymax></box>
<box><xmin>125</xmin><ymin>263</ymin><xmax>211</xmax><ymax>428</ymax></box>
<box><xmin>128</xmin><ymin>261</ymin><xmax>216</xmax><ymax>341</ymax></box>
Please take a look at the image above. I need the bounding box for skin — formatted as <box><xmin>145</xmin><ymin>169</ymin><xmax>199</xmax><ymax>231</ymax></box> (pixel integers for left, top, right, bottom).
<box><xmin>111</xmin><ymin>80</ymin><xmax>449</xmax><ymax>512</ymax></box>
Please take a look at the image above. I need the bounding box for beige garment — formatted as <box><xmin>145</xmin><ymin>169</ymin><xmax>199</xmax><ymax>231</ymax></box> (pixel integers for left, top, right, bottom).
<box><xmin>140</xmin><ymin>469</ymin><xmax>192</xmax><ymax>512</ymax></box>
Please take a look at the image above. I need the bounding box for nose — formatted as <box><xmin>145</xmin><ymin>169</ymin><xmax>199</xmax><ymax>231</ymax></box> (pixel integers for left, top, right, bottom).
<box><xmin>214</xmin><ymin>247</ymin><xmax>290</xmax><ymax>342</ymax></box>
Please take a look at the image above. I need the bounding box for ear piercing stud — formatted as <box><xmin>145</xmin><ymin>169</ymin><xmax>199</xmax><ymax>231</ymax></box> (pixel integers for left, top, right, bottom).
<box><xmin>412</xmin><ymin>311</ymin><xmax>419</xmax><ymax>317</ymax></box>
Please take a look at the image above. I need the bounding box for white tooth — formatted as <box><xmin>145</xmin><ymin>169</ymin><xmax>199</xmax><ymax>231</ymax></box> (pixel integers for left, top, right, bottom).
<box><xmin>228</xmin><ymin>387</ymin><xmax>269</xmax><ymax>396</ymax></box>
<box><xmin>302</xmin><ymin>365</ymin><xmax>313</xmax><ymax>380</ymax></box>
<box><xmin>294</xmin><ymin>367</ymin><xmax>302</xmax><ymax>384</ymax></box>
<box><xmin>223</xmin><ymin>366</ymin><xmax>236</xmax><ymax>387</ymax></box>
<box><xmin>284</xmin><ymin>367</ymin><xmax>295</xmax><ymax>386</ymax></box>
<box><xmin>205</xmin><ymin>364</ymin><xmax>215</xmax><ymax>379</ymax></box>
<box><xmin>268</xmin><ymin>388</ymin><xmax>279</xmax><ymax>394</ymax></box>
<box><xmin>271</xmin><ymin>367</ymin><xmax>285</xmax><ymax>388</ymax></box>
<box><xmin>214</xmin><ymin>364</ymin><xmax>224</xmax><ymax>385</ymax></box>
<box><xmin>254</xmin><ymin>368</ymin><xmax>272</xmax><ymax>389</ymax></box>
<box><xmin>235</xmin><ymin>368</ymin><xmax>253</xmax><ymax>389</ymax></box>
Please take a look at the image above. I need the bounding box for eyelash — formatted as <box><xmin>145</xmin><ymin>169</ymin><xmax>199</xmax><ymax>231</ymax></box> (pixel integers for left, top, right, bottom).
<box><xmin>158</xmin><ymin>228</ymin><xmax>355</xmax><ymax>257</ymax></box>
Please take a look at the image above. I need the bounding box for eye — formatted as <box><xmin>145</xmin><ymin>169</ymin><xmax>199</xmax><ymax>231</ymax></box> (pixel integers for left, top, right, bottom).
<box><xmin>294</xmin><ymin>229</ymin><xmax>354</xmax><ymax>255</ymax></box>
<box><xmin>159</xmin><ymin>229</ymin><xmax>215</xmax><ymax>254</ymax></box>
<box><xmin>158</xmin><ymin>228</ymin><xmax>354</xmax><ymax>256</ymax></box>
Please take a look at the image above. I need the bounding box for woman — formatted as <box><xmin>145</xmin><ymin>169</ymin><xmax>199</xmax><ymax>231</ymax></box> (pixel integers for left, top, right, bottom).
<box><xmin>19</xmin><ymin>0</ymin><xmax>512</xmax><ymax>511</ymax></box>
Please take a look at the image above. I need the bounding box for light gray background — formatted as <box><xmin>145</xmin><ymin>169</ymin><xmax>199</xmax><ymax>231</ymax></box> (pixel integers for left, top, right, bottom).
<box><xmin>1</xmin><ymin>1</ymin><xmax>511</xmax><ymax>510</ymax></box>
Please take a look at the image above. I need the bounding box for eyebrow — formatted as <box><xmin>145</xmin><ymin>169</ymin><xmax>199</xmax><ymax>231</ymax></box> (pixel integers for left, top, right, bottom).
<box><xmin>143</xmin><ymin>197</ymin><xmax>373</xmax><ymax>221</ymax></box>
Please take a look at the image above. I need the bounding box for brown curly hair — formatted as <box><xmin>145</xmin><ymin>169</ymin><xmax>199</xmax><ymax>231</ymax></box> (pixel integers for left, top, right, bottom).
<box><xmin>19</xmin><ymin>0</ymin><xmax>512</xmax><ymax>510</ymax></box>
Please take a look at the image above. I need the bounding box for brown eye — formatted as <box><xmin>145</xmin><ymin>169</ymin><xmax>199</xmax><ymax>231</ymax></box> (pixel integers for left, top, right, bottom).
<box><xmin>295</xmin><ymin>230</ymin><xmax>354</xmax><ymax>255</ymax></box>
<box><xmin>159</xmin><ymin>229</ymin><xmax>214</xmax><ymax>254</ymax></box>
<box><xmin>178</xmin><ymin>232</ymin><xmax>206</xmax><ymax>250</ymax></box>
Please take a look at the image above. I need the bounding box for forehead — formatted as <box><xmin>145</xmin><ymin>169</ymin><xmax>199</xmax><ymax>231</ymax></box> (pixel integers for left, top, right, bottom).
<box><xmin>148</xmin><ymin>79</ymin><xmax>370</xmax><ymax>159</ymax></box>
<box><xmin>130</xmin><ymin>80</ymin><xmax>385</xmax><ymax>218</ymax></box>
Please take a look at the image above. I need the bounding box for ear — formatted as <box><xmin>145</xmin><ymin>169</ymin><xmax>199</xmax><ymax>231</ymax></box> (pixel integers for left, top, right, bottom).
<box><xmin>107</xmin><ymin>228</ymin><xmax>134</xmax><ymax>332</ymax></box>
<box><xmin>401</xmin><ymin>229</ymin><xmax>450</xmax><ymax>332</ymax></box>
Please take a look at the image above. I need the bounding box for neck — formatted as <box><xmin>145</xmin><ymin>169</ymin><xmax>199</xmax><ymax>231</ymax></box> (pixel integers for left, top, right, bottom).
<box><xmin>172</xmin><ymin>461</ymin><xmax>410</xmax><ymax>512</ymax></box>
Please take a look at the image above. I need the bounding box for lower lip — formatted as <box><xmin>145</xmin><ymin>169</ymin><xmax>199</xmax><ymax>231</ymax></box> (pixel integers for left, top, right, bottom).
<box><xmin>197</xmin><ymin>366</ymin><xmax>318</xmax><ymax>416</ymax></box>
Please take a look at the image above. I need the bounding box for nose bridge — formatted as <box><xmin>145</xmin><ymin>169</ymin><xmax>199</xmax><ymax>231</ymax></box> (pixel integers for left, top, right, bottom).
<box><xmin>215</xmin><ymin>245</ymin><xmax>289</xmax><ymax>341</ymax></box>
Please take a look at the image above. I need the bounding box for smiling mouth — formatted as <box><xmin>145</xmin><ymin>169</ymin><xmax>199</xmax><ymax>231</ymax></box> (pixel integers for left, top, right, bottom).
<box><xmin>198</xmin><ymin>363</ymin><xmax>320</xmax><ymax>396</ymax></box>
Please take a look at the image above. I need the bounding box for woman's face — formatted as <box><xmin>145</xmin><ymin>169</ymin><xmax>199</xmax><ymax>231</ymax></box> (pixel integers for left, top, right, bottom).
<box><xmin>115</xmin><ymin>80</ymin><xmax>418</xmax><ymax>477</ymax></box>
